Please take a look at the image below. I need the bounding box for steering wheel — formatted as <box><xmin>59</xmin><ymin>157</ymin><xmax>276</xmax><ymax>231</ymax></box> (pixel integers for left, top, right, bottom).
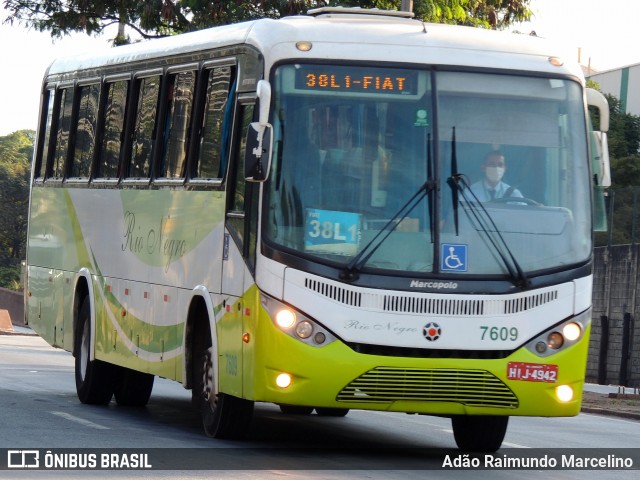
<box><xmin>490</xmin><ymin>196</ymin><xmax>541</xmax><ymax>206</ymax></box>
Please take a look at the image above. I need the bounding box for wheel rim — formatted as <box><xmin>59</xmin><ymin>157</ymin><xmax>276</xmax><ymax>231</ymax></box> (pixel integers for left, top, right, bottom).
<box><xmin>80</xmin><ymin>320</ymin><xmax>90</xmax><ymax>382</ymax></box>
<box><xmin>202</xmin><ymin>346</ymin><xmax>217</xmax><ymax>410</ymax></box>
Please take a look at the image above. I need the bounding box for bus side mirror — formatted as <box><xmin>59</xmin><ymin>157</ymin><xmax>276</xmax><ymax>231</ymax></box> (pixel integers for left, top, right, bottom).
<box><xmin>591</xmin><ymin>130</ymin><xmax>610</xmax><ymax>187</ymax></box>
<box><xmin>586</xmin><ymin>88</ymin><xmax>611</xmax><ymax>188</ymax></box>
<box><xmin>245</xmin><ymin>122</ymin><xmax>273</xmax><ymax>182</ymax></box>
<box><xmin>245</xmin><ymin>80</ymin><xmax>273</xmax><ymax>182</ymax></box>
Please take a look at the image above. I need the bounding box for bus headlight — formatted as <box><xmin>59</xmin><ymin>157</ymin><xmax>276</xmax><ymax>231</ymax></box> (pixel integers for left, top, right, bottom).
<box><xmin>563</xmin><ymin>322</ymin><xmax>581</xmax><ymax>341</ymax></box>
<box><xmin>295</xmin><ymin>321</ymin><xmax>314</xmax><ymax>339</ymax></box>
<box><xmin>547</xmin><ymin>332</ymin><xmax>564</xmax><ymax>350</ymax></box>
<box><xmin>525</xmin><ymin>309</ymin><xmax>590</xmax><ymax>358</ymax></box>
<box><xmin>276</xmin><ymin>309</ymin><xmax>296</xmax><ymax>329</ymax></box>
<box><xmin>261</xmin><ymin>293</ymin><xmax>337</xmax><ymax>347</ymax></box>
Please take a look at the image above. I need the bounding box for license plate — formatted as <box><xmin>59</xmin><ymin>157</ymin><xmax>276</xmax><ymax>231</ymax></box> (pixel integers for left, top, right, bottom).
<box><xmin>507</xmin><ymin>362</ymin><xmax>558</xmax><ymax>383</ymax></box>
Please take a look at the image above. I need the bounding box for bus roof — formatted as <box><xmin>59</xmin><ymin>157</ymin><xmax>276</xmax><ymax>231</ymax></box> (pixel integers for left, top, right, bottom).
<box><xmin>46</xmin><ymin>9</ymin><xmax>582</xmax><ymax>81</ymax></box>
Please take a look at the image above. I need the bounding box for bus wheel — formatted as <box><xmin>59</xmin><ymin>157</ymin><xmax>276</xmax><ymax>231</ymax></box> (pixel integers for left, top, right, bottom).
<box><xmin>193</xmin><ymin>334</ymin><xmax>253</xmax><ymax>439</ymax></box>
<box><xmin>315</xmin><ymin>407</ymin><xmax>349</xmax><ymax>417</ymax></box>
<box><xmin>74</xmin><ymin>298</ymin><xmax>115</xmax><ymax>405</ymax></box>
<box><xmin>279</xmin><ymin>405</ymin><xmax>314</xmax><ymax>415</ymax></box>
<box><xmin>451</xmin><ymin>415</ymin><xmax>509</xmax><ymax>452</ymax></box>
<box><xmin>114</xmin><ymin>367</ymin><xmax>154</xmax><ymax>407</ymax></box>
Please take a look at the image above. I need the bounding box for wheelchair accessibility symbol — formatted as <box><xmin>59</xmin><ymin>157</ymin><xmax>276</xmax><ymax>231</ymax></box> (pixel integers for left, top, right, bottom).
<box><xmin>441</xmin><ymin>244</ymin><xmax>468</xmax><ymax>272</ymax></box>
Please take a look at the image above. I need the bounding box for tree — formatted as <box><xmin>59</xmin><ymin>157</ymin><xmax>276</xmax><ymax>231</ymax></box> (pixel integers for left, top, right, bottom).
<box><xmin>3</xmin><ymin>1</ymin><xmax>533</xmax><ymax>45</ymax></box>
<box><xmin>339</xmin><ymin>1</ymin><xmax>532</xmax><ymax>29</ymax></box>
<box><xmin>0</xmin><ymin>130</ymin><xmax>33</xmax><ymax>289</ymax></box>
<box><xmin>606</xmin><ymin>94</ymin><xmax>640</xmax><ymax>162</ymax></box>
<box><xmin>2</xmin><ymin>1</ymin><xmax>190</xmax><ymax>45</ymax></box>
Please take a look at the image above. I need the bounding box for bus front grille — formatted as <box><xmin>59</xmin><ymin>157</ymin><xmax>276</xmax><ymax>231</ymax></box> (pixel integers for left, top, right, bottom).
<box><xmin>336</xmin><ymin>367</ymin><xmax>518</xmax><ymax>408</ymax></box>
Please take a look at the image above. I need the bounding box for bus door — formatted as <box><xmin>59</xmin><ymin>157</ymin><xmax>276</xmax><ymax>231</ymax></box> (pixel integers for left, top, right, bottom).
<box><xmin>220</xmin><ymin>100</ymin><xmax>257</xmax><ymax>397</ymax></box>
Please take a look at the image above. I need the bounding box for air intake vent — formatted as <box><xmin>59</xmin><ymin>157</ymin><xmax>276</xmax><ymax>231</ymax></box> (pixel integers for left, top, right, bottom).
<box><xmin>303</xmin><ymin>276</ymin><xmax>559</xmax><ymax>316</ymax></box>
<box><xmin>305</xmin><ymin>277</ymin><xmax>362</xmax><ymax>307</ymax></box>
<box><xmin>337</xmin><ymin>367</ymin><xmax>518</xmax><ymax>408</ymax></box>
<box><xmin>504</xmin><ymin>290</ymin><xmax>558</xmax><ymax>314</ymax></box>
<box><xmin>307</xmin><ymin>7</ymin><xmax>415</xmax><ymax>19</ymax></box>
<box><xmin>383</xmin><ymin>295</ymin><xmax>484</xmax><ymax>315</ymax></box>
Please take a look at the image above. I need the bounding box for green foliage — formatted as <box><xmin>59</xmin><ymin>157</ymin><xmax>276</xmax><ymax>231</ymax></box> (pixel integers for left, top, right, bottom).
<box><xmin>0</xmin><ymin>130</ymin><xmax>32</xmax><ymax>289</ymax></box>
<box><xmin>3</xmin><ymin>1</ymin><xmax>533</xmax><ymax>43</ymax></box>
<box><xmin>0</xmin><ymin>266</ymin><xmax>22</xmax><ymax>291</ymax></box>
<box><xmin>606</xmin><ymin>94</ymin><xmax>640</xmax><ymax>161</ymax></box>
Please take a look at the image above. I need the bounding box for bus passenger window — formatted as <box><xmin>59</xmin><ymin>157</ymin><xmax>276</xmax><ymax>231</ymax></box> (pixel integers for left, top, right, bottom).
<box><xmin>50</xmin><ymin>87</ymin><xmax>74</xmax><ymax>179</ymax></box>
<box><xmin>35</xmin><ymin>88</ymin><xmax>55</xmax><ymax>179</ymax></box>
<box><xmin>227</xmin><ymin>104</ymin><xmax>255</xmax><ymax>245</ymax></box>
<box><xmin>159</xmin><ymin>71</ymin><xmax>195</xmax><ymax>178</ymax></box>
<box><xmin>196</xmin><ymin>65</ymin><xmax>233</xmax><ymax>179</ymax></box>
<box><xmin>98</xmin><ymin>80</ymin><xmax>128</xmax><ymax>179</ymax></box>
<box><xmin>129</xmin><ymin>75</ymin><xmax>160</xmax><ymax>178</ymax></box>
<box><xmin>71</xmin><ymin>84</ymin><xmax>100</xmax><ymax>178</ymax></box>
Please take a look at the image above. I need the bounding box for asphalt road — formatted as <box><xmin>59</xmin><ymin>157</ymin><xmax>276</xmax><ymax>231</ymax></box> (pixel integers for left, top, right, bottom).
<box><xmin>1</xmin><ymin>334</ymin><xmax>638</xmax><ymax>480</ymax></box>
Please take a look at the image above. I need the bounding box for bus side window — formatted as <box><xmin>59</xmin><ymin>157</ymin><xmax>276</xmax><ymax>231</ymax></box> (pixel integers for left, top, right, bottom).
<box><xmin>35</xmin><ymin>88</ymin><xmax>56</xmax><ymax>180</ymax></box>
<box><xmin>49</xmin><ymin>86</ymin><xmax>74</xmax><ymax>179</ymax></box>
<box><xmin>195</xmin><ymin>65</ymin><xmax>234</xmax><ymax>179</ymax></box>
<box><xmin>70</xmin><ymin>83</ymin><xmax>100</xmax><ymax>178</ymax></box>
<box><xmin>128</xmin><ymin>75</ymin><xmax>160</xmax><ymax>179</ymax></box>
<box><xmin>227</xmin><ymin>103</ymin><xmax>255</xmax><ymax>248</ymax></box>
<box><xmin>97</xmin><ymin>80</ymin><xmax>129</xmax><ymax>179</ymax></box>
<box><xmin>158</xmin><ymin>70</ymin><xmax>195</xmax><ymax>178</ymax></box>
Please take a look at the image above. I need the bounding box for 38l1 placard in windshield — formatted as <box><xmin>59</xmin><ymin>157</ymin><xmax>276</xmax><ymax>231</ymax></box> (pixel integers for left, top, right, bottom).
<box><xmin>305</xmin><ymin>208</ymin><xmax>361</xmax><ymax>255</ymax></box>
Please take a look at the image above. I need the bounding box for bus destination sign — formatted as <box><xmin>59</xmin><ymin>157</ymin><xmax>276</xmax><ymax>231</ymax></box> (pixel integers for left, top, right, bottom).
<box><xmin>295</xmin><ymin>65</ymin><xmax>417</xmax><ymax>95</ymax></box>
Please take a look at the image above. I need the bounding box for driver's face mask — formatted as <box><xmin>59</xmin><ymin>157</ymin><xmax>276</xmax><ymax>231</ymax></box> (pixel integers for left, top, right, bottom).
<box><xmin>485</xmin><ymin>166</ymin><xmax>505</xmax><ymax>183</ymax></box>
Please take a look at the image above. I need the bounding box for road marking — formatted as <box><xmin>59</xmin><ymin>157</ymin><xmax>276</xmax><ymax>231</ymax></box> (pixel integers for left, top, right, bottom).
<box><xmin>502</xmin><ymin>441</ymin><xmax>530</xmax><ymax>448</ymax></box>
<box><xmin>51</xmin><ymin>411</ymin><xmax>110</xmax><ymax>430</ymax></box>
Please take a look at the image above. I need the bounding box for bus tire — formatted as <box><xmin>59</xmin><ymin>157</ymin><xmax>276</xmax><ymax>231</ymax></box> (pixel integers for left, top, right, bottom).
<box><xmin>114</xmin><ymin>367</ymin><xmax>155</xmax><ymax>407</ymax></box>
<box><xmin>451</xmin><ymin>415</ymin><xmax>509</xmax><ymax>452</ymax></box>
<box><xmin>74</xmin><ymin>298</ymin><xmax>116</xmax><ymax>405</ymax></box>
<box><xmin>193</xmin><ymin>325</ymin><xmax>253</xmax><ymax>439</ymax></box>
<box><xmin>279</xmin><ymin>405</ymin><xmax>314</xmax><ymax>415</ymax></box>
<box><xmin>315</xmin><ymin>407</ymin><xmax>349</xmax><ymax>417</ymax></box>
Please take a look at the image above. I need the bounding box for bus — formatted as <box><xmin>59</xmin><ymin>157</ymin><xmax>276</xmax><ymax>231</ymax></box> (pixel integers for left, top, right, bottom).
<box><xmin>26</xmin><ymin>7</ymin><xmax>610</xmax><ymax>452</ymax></box>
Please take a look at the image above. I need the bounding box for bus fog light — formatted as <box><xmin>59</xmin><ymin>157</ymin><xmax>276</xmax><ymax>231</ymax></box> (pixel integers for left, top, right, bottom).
<box><xmin>276</xmin><ymin>373</ymin><xmax>292</xmax><ymax>388</ymax></box>
<box><xmin>295</xmin><ymin>321</ymin><xmax>313</xmax><ymax>339</ymax></box>
<box><xmin>547</xmin><ymin>332</ymin><xmax>564</xmax><ymax>349</ymax></box>
<box><xmin>535</xmin><ymin>341</ymin><xmax>547</xmax><ymax>354</ymax></box>
<box><xmin>276</xmin><ymin>309</ymin><xmax>296</xmax><ymax>329</ymax></box>
<box><xmin>563</xmin><ymin>322</ymin><xmax>581</xmax><ymax>341</ymax></box>
<box><xmin>555</xmin><ymin>385</ymin><xmax>573</xmax><ymax>402</ymax></box>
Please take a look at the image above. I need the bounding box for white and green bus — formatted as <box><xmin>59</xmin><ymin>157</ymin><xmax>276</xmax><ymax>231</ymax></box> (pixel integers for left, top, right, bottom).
<box><xmin>26</xmin><ymin>7</ymin><xmax>610</xmax><ymax>451</ymax></box>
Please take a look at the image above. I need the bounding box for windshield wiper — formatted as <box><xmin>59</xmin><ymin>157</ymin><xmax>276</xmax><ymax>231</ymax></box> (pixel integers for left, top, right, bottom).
<box><xmin>447</xmin><ymin>128</ymin><xmax>460</xmax><ymax>235</ymax></box>
<box><xmin>448</xmin><ymin>175</ymin><xmax>530</xmax><ymax>289</ymax></box>
<box><xmin>341</xmin><ymin>138</ymin><xmax>436</xmax><ymax>282</ymax></box>
<box><xmin>447</xmin><ymin>128</ymin><xmax>530</xmax><ymax>290</ymax></box>
<box><xmin>426</xmin><ymin>133</ymin><xmax>435</xmax><ymax>243</ymax></box>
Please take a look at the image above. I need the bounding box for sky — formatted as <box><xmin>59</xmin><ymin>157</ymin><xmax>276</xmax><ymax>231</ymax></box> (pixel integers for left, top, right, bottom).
<box><xmin>1</xmin><ymin>0</ymin><xmax>640</xmax><ymax>136</ymax></box>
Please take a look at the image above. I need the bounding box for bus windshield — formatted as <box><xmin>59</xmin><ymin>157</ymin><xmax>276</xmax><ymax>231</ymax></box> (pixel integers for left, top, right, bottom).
<box><xmin>265</xmin><ymin>63</ymin><xmax>591</xmax><ymax>276</ymax></box>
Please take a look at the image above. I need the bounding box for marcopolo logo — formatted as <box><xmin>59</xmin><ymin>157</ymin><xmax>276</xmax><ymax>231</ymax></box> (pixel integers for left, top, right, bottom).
<box><xmin>423</xmin><ymin>322</ymin><xmax>442</xmax><ymax>341</ymax></box>
<box><xmin>410</xmin><ymin>280</ymin><xmax>458</xmax><ymax>290</ymax></box>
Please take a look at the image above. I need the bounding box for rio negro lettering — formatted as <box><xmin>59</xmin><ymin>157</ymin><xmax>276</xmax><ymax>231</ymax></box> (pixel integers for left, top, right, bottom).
<box><xmin>122</xmin><ymin>211</ymin><xmax>187</xmax><ymax>271</ymax></box>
